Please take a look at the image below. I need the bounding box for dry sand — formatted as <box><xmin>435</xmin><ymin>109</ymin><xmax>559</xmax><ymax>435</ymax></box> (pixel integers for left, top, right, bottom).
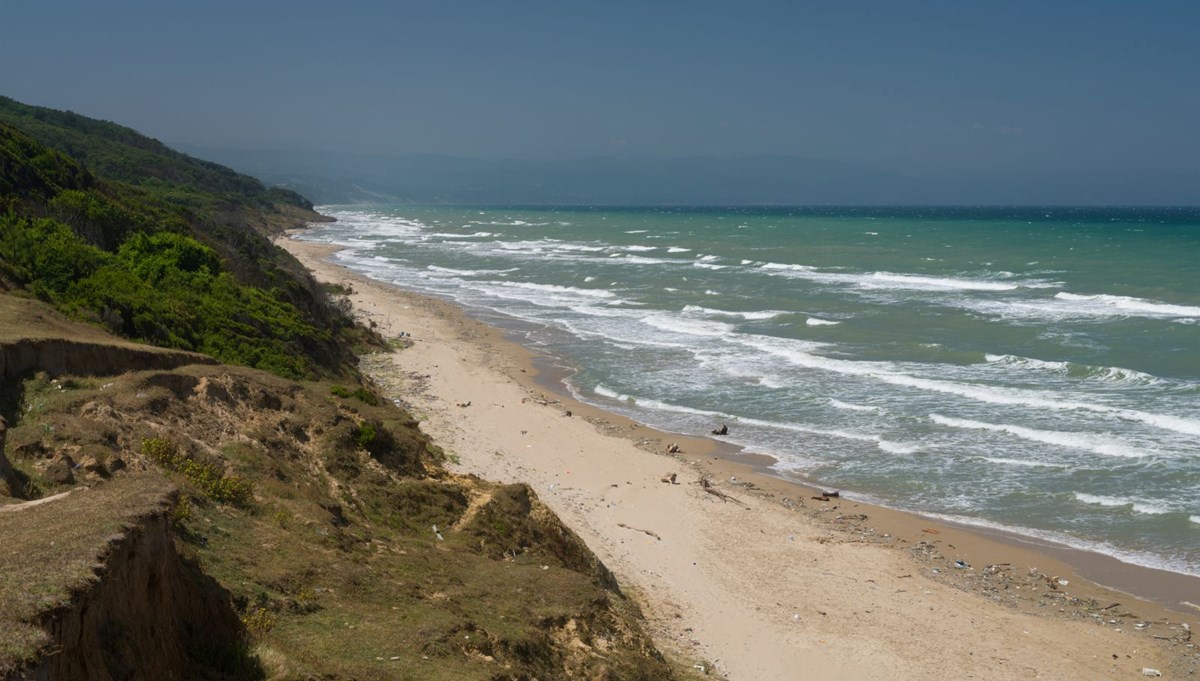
<box><xmin>283</xmin><ymin>235</ymin><xmax>1197</xmax><ymax>680</ymax></box>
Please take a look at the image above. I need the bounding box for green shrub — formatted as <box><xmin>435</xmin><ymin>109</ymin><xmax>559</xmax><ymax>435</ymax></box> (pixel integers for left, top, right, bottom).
<box><xmin>352</xmin><ymin>422</ymin><xmax>376</xmax><ymax>450</ymax></box>
<box><xmin>329</xmin><ymin>385</ymin><xmax>352</xmax><ymax>398</ymax></box>
<box><xmin>140</xmin><ymin>438</ymin><xmax>254</xmax><ymax>506</ymax></box>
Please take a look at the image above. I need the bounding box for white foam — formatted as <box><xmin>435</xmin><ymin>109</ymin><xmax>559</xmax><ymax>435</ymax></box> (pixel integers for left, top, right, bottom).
<box><xmin>1055</xmin><ymin>292</ymin><xmax>1200</xmax><ymax>318</ymax></box>
<box><xmin>497</xmin><ymin>281</ymin><xmax>615</xmax><ymax>299</ymax></box>
<box><xmin>865</xmin><ymin>272</ymin><xmax>1019</xmax><ymax>291</ymax></box>
<box><xmin>760</xmin><ymin>262</ymin><xmax>818</xmax><ymax>273</ymax></box>
<box><xmin>879</xmin><ymin>373</ymin><xmax>1200</xmax><ymax>439</ymax></box>
<box><xmin>698</xmin><ymin>254</ymin><xmax>720</xmax><ymax>261</ymax></box>
<box><xmin>682</xmin><ymin>305</ymin><xmax>786</xmax><ymax>320</ymax></box>
<box><xmin>930</xmin><ymin>414</ymin><xmax>1148</xmax><ymax>458</ymax></box>
<box><xmin>704</xmin><ymin>290</ymin><xmax>720</xmax><ymax>296</ymax></box>
<box><xmin>980</xmin><ymin>456</ymin><xmax>1064</xmax><ymax>469</ymax></box>
<box><xmin>552</xmin><ymin>244</ymin><xmax>607</xmax><ymax>252</ymax></box>
<box><xmin>624</xmin><ymin>245</ymin><xmax>658</xmax><ymax>252</ymax></box>
<box><xmin>617</xmin><ymin>255</ymin><xmax>676</xmax><ymax>265</ymax></box>
<box><xmin>593</xmin><ymin>384</ymin><xmax>632</xmax><ymax>401</ymax></box>
<box><xmin>1192</xmin><ymin>516</ymin><xmax>1200</xmax><ymax>525</ymax></box>
<box><xmin>694</xmin><ymin>262</ymin><xmax>730</xmax><ymax>270</ymax></box>
<box><xmin>668</xmin><ymin>247</ymin><xmax>692</xmax><ymax>253</ymax></box>
<box><xmin>425</xmin><ymin>265</ymin><xmax>517</xmax><ymax>277</ymax></box>
<box><xmin>624</xmin><ymin>229</ymin><xmax>649</xmax><ymax>234</ymax></box>
<box><xmin>877</xmin><ymin>440</ymin><xmax>920</xmax><ymax>454</ymax></box>
<box><xmin>1074</xmin><ymin>493</ymin><xmax>1172</xmax><ymax>516</ymax></box>
<box><xmin>985</xmin><ymin>353</ymin><xmax>1163</xmax><ymax>385</ymax></box>
<box><xmin>829</xmin><ymin>399</ymin><xmax>879</xmax><ymax>412</ymax></box>
<box><xmin>426</xmin><ymin>231</ymin><xmax>496</xmax><ymax>239</ymax></box>
<box><xmin>806</xmin><ymin>317</ymin><xmax>841</xmax><ymax>326</ymax></box>
<box><xmin>639</xmin><ymin>314</ymin><xmax>735</xmax><ymax>337</ymax></box>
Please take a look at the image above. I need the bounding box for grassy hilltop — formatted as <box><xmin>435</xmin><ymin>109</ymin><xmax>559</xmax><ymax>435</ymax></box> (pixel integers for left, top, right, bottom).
<box><xmin>0</xmin><ymin>98</ymin><xmax>689</xmax><ymax>680</ymax></box>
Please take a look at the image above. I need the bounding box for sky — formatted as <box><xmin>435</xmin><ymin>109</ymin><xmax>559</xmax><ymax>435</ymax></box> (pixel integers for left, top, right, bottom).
<box><xmin>3</xmin><ymin>0</ymin><xmax>1199</xmax><ymax>200</ymax></box>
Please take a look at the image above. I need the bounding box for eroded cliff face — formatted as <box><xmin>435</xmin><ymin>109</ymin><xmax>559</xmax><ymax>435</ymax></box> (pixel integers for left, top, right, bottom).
<box><xmin>0</xmin><ymin>418</ymin><xmax>14</xmax><ymax>496</ymax></box>
<box><xmin>11</xmin><ymin>512</ymin><xmax>244</xmax><ymax>681</ymax></box>
<box><xmin>0</xmin><ymin>338</ymin><xmax>214</xmax><ymax>384</ymax></box>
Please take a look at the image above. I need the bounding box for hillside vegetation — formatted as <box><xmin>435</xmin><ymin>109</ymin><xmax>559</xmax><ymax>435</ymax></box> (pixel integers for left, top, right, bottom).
<box><xmin>0</xmin><ymin>98</ymin><xmax>363</xmax><ymax>379</ymax></box>
<box><xmin>0</xmin><ymin>97</ymin><xmax>688</xmax><ymax>680</ymax></box>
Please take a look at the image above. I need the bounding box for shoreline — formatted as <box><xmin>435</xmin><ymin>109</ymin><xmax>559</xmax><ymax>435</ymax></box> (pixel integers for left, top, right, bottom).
<box><xmin>427</xmin><ymin>266</ymin><xmax>1200</xmax><ymax>613</ymax></box>
<box><xmin>284</xmin><ymin>233</ymin><xmax>1197</xmax><ymax>679</ymax></box>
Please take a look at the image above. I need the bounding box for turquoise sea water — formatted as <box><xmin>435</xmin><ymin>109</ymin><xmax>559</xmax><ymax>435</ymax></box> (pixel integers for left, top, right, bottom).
<box><xmin>298</xmin><ymin>205</ymin><xmax>1200</xmax><ymax>577</ymax></box>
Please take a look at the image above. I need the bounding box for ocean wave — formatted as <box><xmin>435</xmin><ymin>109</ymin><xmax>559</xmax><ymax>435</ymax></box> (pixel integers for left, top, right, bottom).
<box><xmin>624</xmin><ymin>245</ymin><xmax>658</xmax><ymax>252</ymax></box>
<box><xmin>1054</xmin><ymin>292</ymin><xmax>1200</xmax><ymax>318</ymax></box>
<box><xmin>668</xmin><ymin>247</ymin><xmax>692</xmax><ymax>253</ymax></box>
<box><xmin>757</xmin><ymin>262</ymin><xmax>1052</xmax><ymax>292</ymax></box>
<box><xmin>979</xmin><ymin>456</ymin><xmax>1065</xmax><ymax>469</ymax></box>
<box><xmin>1074</xmin><ymin>492</ymin><xmax>1172</xmax><ymax>516</ymax></box>
<box><xmin>613</xmin><ymin>255</ymin><xmax>677</xmax><ymax>265</ymax></box>
<box><xmin>551</xmin><ymin>243</ymin><xmax>607</xmax><ymax>252</ymax></box>
<box><xmin>829</xmin><ymin>399</ymin><xmax>880</xmax><ymax>412</ymax></box>
<box><xmin>930</xmin><ymin>414</ymin><xmax>1148</xmax><ymax>458</ymax></box>
<box><xmin>624</xmin><ymin>229</ymin><xmax>649</xmax><ymax>234</ymax></box>
<box><xmin>425</xmin><ymin>231</ymin><xmax>497</xmax><ymax>239</ymax></box>
<box><xmin>499</xmin><ymin>281</ymin><xmax>615</xmax><ymax>299</ymax></box>
<box><xmin>805</xmin><ymin>317</ymin><xmax>840</xmax><ymax>326</ymax></box>
<box><xmin>863</xmin><ymin>272</ymin><xmax>1018</xmax><ymax>291</ymax></box>
<box><xmin>984</xmin><ymin>354</ymin><xmax>1163</xmax><ymax>385</ymax></box>
<box><xmin>639</xmin><ymin>314</ymin><xmax>735</xmax><ymax>337</ymax></box>
<box><xmin>729</xmin><ymin>335</ymin><xmax>1200</xmax><ymax>438</ymax></box>
<box><xmin>425</xmin><ymin>265</ymin><xmax>518</xmax><ymax>277</ymax></box>
<box><xmin>682</xmin><ymin>305</ymin><xmax>786</xmax><ymax>320</ymax></box>
<box><xmin>693</xmin><ymin>262</ymin><xmax>730</xmax><ymax>270</ymax></box>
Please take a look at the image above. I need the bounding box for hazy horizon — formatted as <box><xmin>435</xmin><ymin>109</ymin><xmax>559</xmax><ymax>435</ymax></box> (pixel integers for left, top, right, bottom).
<box><xmin>4</xmin><ymin>0</ymin><xmax>1199</xmax><ymax>204</ymax></box>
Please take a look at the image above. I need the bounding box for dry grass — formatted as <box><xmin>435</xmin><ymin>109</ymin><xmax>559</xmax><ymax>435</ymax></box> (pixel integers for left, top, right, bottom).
<box><xmin>0</xmin><ymin>473</ymin><xmax>173</xmax><ymax>672</ymax></box>
<box><xmin>0</xmin><ymin>294</ymin><xmax>685</xmax><ymax>678</ymax></box>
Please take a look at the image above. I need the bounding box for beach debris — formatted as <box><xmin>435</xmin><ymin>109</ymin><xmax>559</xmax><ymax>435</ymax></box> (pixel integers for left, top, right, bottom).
<box><xmin>665</xmin><ymin>442</ymin><xmax>682</xmax><ymax>454</ymax></box>
<box><xmin>954</xmin><ymin>560</ymin><xmax>969</xmax><ymax>569</ymax></box>
<box><xmin>1142</xmin><ymin>668</ymin><xmax>1162</xmax><ymax>677</ymax></box>
<box><xmin>711</xmin><ymin>423</ymin><xmax>729</xmax><ymax>435</ymax></box>
<box><xmin>618</xmin><ymin>522</ymin><xmax>662</xmax><ymax>540</ymax></box>
<box><xmin>697</xmin><ymin>477</ymin><xmax>748</xmax><ymax>507</ymax></box>
<box><xmin>456</xmin><ymin>400</ymin><xmax>472</xmax><ymax>408</ymax></box>
<box><xmin>921</xmin><ymin>528</ymin><xmax>941</xmax><ymax>535</ymax></box>
<box><xmin>660</xmin><ymin>472</ymin><xmax>678</xmax><ymax>485</ymax></box>
<box><xmin>432</xmin><ymin>524</ymin><xmax>444</xmax><ymax>541</ymax></box>
<box><xmin>562</xmin><ymin>410</ymin><xmax>572</xmax><ymax>417</ymax></box>
<box><xmin>820</xmin><ymin>490</ymin><xmax>841</xmax><ymax>498</ymax></box>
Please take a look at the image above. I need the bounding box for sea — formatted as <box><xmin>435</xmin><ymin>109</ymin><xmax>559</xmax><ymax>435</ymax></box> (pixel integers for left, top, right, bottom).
<box><xmin>296</xmin><ymin>205</ymin><xmax>1200</xmax><ymax>578</ymax></box>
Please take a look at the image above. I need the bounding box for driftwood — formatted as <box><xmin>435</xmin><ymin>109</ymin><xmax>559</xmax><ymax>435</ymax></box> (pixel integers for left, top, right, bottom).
<box><xmin>698</xmin><ymin>477</ymin><xmax>748</xmax><ymax>508</ymax></box>
<box><xmin>618</xmin><ymin>523</ymin><xmax>661</xmax><ymax>540</ymax></box>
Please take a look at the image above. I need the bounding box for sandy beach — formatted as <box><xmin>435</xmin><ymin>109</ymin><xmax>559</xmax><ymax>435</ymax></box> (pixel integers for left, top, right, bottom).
<box><xmin>283</xmin><ymin>235</ymin><xmax>1197</xmax><ymax>680</ymax></box>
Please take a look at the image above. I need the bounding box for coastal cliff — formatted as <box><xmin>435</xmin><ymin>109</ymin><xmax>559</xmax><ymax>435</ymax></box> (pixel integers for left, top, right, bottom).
<box><xmin>0</xmin><ymin>97</ymin><xmax>685</xmax><ymax>679</ymax></box>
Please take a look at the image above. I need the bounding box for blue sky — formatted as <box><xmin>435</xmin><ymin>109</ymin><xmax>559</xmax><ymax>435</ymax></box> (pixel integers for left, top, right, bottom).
<box><xmin>3</xmin><ymin>0</ymin><xmax>1198</xmax><ymax>198</ymax></box>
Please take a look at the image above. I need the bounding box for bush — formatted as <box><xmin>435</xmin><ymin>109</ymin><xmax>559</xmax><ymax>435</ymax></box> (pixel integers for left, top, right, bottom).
<box><xmin>141</xmin><ymin>438</ymin><xmax>254</xmax><ymax>506</ymax></box>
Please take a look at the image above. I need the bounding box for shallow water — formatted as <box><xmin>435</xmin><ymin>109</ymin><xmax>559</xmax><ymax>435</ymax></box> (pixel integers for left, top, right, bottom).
<box><xmin>298</xmin><ymin>205</ymin><xmax>1200</xmax><ymax>576</ymax></box>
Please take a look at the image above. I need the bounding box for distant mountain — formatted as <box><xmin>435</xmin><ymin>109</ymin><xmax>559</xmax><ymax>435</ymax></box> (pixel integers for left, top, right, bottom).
<box><xmin>0</xmin><ymin>95</ymin><xmax>311</xmax><ymax>211</ymax></box>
